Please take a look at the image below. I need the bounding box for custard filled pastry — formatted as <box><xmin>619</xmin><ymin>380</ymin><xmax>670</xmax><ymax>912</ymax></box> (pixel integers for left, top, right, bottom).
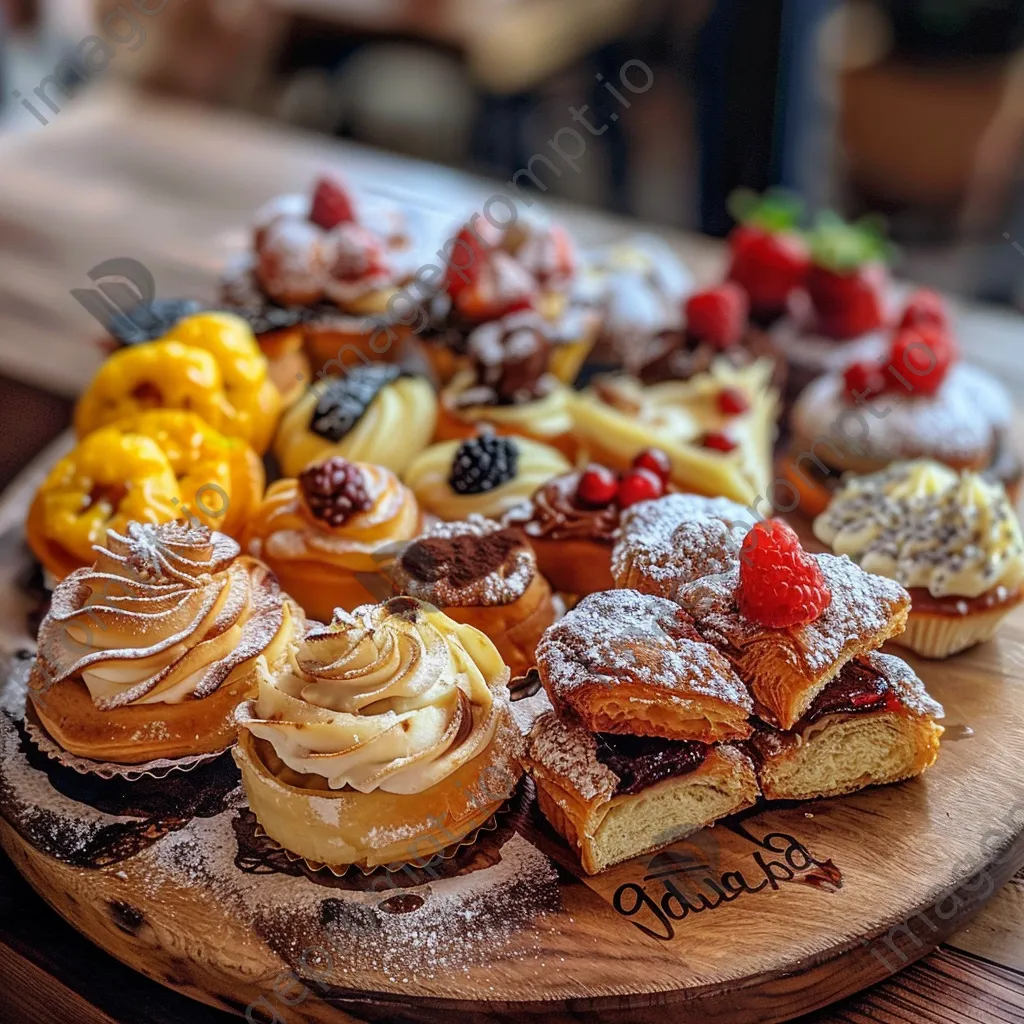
<box><xmin>27</xmin><ymin>410</ymin><xmax>264</xmax><ymax>580</ymax></box>
<box><xmin>751</xmin><ymin>651</ymin><xmax>943</xmax><ymax>801</ymax></box>
<box><xmin>274</xmin><ymin>363</ymin><xmax>437</xmax><ymax>478</ymax></box>
<box><xmin>75</xmin><ymin>312</ymin><xmax>281</xmax><ymax>454</ymax></box>
<box><xmin>28</xmin><ymin>521</ymin><xmax>300</xmax><ymax>764</ymax></box>
<box><xmin>384</xmin><ymin>516</ymin><xmax>556</xmax><ymax>678</ymax></box>
<box><xmin>233</xmin><ymin>596</ymin><xmax>524</xmax><ymax>870</ymax></box>
<box><xmin>244</xmin><ymin>456</ymin><xmax>422</xmax><ymax>622</ymax></box>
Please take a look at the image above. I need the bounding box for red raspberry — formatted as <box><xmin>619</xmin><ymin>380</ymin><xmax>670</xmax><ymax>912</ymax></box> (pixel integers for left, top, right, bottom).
<box><xmin>887</xmin><ymin>324</ymin><xmax>956</xmax><ymax>397</ymax></box>
<box><xmin>444</xmin><ymin>225</ymin><xmax>492</xmax><ymax>299</ymax></box>
<box><xmin>843</xmin><ymin>360</ymin><xmax>886</xmax><ymax>402</ymax></box>
<box><xmin>899</xmin><ymin>289</ymin><xmax>947</xmax><ymax>331</ymax></box>
<box><xmin>309</xmin><ymin>177</ymin><xmax>356</xmax><ymax>230</ymax></box>
<box><xmin>299</xmin><ymin>457</ymin><xmax>371</xmax><ymax>526</ymax></box>
<box><xmin>702</xmin><ymin>431</ymin><xmax>737</xmax><ymax>453</ymax></box>
<box><xmin>685</xmin><ymin>283</ymin><xmax>749</xmax><ymax>349</ymax></box>
<box><xmin>736</xmin><ymin>520</ymin><xmax>832</xmax><ymax>628</ymax></box>
<box><xmin>632</xmin><ymin>447</ymin><xmax>671</xmax><ymax>481</ymax></box>
<box><xmin>617</xmin><ymin>468</ymin><xmax>664</xmax><ymax>508</ymax></box>
<box><xmin>576</xmin><ymin>465</ymin><xmax>618</xmax><ymax>508</ymax></box>
<box><xmin>717</xmin><ymin>387</ymin><xmax>750</xmax><ymax>416</ymax></box>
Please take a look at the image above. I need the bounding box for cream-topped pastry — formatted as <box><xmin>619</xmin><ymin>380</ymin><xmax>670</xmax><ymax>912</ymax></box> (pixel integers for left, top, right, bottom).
<box><xmin>814</xmin><ymin>460</ymin><xmax>1024</xmax><ymax>658</ymax></box>
<box><xmin>28</xmin><ymin>521</ymin><xmax>300</xmax><ymax>764</ymax></box>
<box><xmin>233</xmin><ymin>597</ymin><xmax>524</xmax><ymax>868</ymax></box>
<box><xmin>403</xmin><ymin>434</ymin><xmax>570</xmax><ymax>522</ymax></box>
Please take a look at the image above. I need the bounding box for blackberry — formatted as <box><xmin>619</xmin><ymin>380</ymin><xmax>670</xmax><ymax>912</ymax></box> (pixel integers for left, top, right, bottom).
<box><xmin>108</xmin><ymin>298</ymin><xmax>204</xmax><ymax>346</ymax></box>
<box><xmin>448</xmin><ymin>435</ymin><xmax>519</xmax><ymax>494</ymax></box>
<box><xmin>310</xmin><ymin>364</ymin><xmax>402</xmax><ymax>442</ymax></box>
<box><xmin>299</xmin><ymin>457</ymin><xmax>372</xmax><ymax>526</ymax></box>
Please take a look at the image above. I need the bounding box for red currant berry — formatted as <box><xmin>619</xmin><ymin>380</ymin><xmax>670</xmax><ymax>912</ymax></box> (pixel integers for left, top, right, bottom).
<box><xmin>631</xmin><ymin>447</ymin><xmax>671</xmax><ymax>482</ymax></box>
<box><xmin>717</xmin><ymin>387</ymin><xmax>750</xmax><ymax>416</ymax></box>
<box><xmin>702</xmin><ymin>431</ymin><xmax>737</xmax><ymax>453</ymax></box>
<box><xmin>576</xmin><ymin>465</ymin><xmax>618</xmax><ymax>508</ymax></box>
<box><xmin>843</xmin><ymin>360</ymin><xmax>886</xmax><ymax>402</ymax></box>
<box><xmin>616</xmin><ymin>468</ymin><xmax>664</xmax><ymax>508</ymax></box>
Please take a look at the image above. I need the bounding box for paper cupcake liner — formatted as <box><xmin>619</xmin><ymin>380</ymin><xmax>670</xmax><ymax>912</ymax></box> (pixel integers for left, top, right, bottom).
<box><xmin>23</xmin><ymin>704</ymin><xmax>231</xmax><ymax>781</ymax></box>
<box><xmin>897</xmin><ymin>607</ymin><xmax>1014</xmax><ymax>660</ymax></box>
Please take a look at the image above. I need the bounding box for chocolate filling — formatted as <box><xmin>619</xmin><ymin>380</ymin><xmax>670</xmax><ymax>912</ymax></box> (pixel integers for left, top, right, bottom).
<box><xmin>399</xmin><ymin>528</ymin><xmax>526</xmax><ymax>590</ymax></box>
<box><xmin>799</xmin><ymin>660</ymin><xmax>903</xmax><ymax>728</ymax></box>
<box><xmin>594</xmin><ymin>732</ymin><xmax>708</xmax><ymax>797</ymax></box>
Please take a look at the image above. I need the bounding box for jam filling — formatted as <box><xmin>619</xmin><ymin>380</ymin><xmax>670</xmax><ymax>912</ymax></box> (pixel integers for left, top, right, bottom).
<box><xmin>799</xmin><ymin>660</ymin><xmax>903</xmax><ymax>729</ymax></box>
<box><xmin>594</xmin><ymin>732</ymin><xmax>708</xmax><ymax>797</ymax></box>
<box><xmin>908</xmin><ymin>585</ymin><xmax>1019</xmax><ymax>617</ymax></box>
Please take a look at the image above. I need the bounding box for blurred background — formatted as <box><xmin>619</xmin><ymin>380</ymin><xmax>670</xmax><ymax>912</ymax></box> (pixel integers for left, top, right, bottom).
<box><xmin>2</xmin><ymin>0</ymin><xmax>1024</xmax><ymax>310</ymax></box>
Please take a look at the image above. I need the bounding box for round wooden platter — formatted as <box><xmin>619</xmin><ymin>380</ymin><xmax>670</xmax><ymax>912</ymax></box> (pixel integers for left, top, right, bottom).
<box><xmin>2</xmin><ymin>460</ymin><xmax>1024</xmax><ymax>1023</ymax></box>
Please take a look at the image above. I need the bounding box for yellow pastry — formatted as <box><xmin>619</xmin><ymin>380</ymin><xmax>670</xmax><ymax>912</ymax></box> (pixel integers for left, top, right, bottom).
<box><xmin>28</xmin><ymin>520</ymin><xmax>301</xmax><ymax>764</ymax></box>
<box><xmin>244</xmin><ymin>456</ymin><xmax>422</xmax><ymax>623</ymax></box>
<box><xmin>74</xmin><ymin>311</ymin><xmax>281</xmax><ymax>454</ymax></box>
<box><xmin>27</xmin><ymin>410</ymin><xmax>264</xmax><ymax>580</ymax></box>
<box><xmin>404</xmin><ymin>434</ymin><xmax>570</xmax><ymax>521</ymax></box>
<box><xmin>274</xmin><ymin>363</ymin><xmax>437</xmax><ymax>478</ymax></box>
<box><xmin>233</xmin><ymin>596</ymin><xmax>524</xmax><ymax>869</ymax></box>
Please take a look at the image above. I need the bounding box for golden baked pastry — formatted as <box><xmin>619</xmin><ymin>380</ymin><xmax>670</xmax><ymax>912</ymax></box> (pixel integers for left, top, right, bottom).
<box><xmin>526</xmin><ymin>713</ymin><xmax>758</xmax><ymax>874</ymax></box>
<box><xmin>28</xmin><ymin>521</ymin><xmax>300</xmax><ymax>764</ymax></box>
<box><xmin>274</xmin><ymin>364</ymin><xmax>437</xmax><ymax>478</ymax></box>
<box><xmin>570</xmin><ymin>359</ymin><xmax>778</xmax><ymax>505</ymax></box>
<box><xmin>537</xmin><ymin>589</ymin><xmax>754</xmax><ymax>744</ymax></box>
<box><xmin>384</xmin><ymin>516</ymin><xmax>555</xmax><ymax>678</ymax></box>
<box><xmin>404</xmin><ymin>434</ymin><xmax>570</xmax><ymax>522</ymax></box>
<box><xmin>27</xmin><ymin>410</ymin><xmax>264</xmax><ymax>580</ymax></box>
<box><xmin>751</xmin><ymin>652</ymin><xmax>944</xmax><ymax>801</ymax></box>
<box><xmin>244</xmin><ymin>456</ymin><xmax>422</xmax><ymax>623</ymax></box>
<box><xmin>74</xmin><ymin>312</ymin><xmax>281</xmax><ymax>453</ymax></box>
<box><xmin>233</xmin><ymin>596</ymin><xmax>524</xmax><ymax>869</ymax></box>
<box><xmin>611</xmin><ymin>493</ymin><xmax>755</xmax><ymax>599</ymax></box>
<box><xmin>814</xmin><ymin>460</ymin><xmax>1024</xmax><ymax>658</ymax></box>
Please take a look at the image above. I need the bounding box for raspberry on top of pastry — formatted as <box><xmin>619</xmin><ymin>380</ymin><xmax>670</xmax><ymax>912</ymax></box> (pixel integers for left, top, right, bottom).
<box><xmin>814</xmin><ymin>460</ymin><xmax>1024</xmax><ymax>659</ymax></box>
<box><xmin>384</xmin><ymin>515</ymin><xmax>555</xmax><ymax>678</ymax></box>
<box><xmin>274</xmin><ymin>363</ymin><xmax>437</xmax><ymax>478</ymax></box>
<box><xmin>233</xmin><ymin>596</ymin><xmax>524</xmax><ymax>869</ymax></box>
<box><xmin>244</xmin><ymin>455</ymin><xmax>422</xmax><ymax>623</ymax></box>
<box><xmin>676</xmin><ymin>519</ymin><xmax>910</xmax><ymax>731</ymax></box>
<box><xmin>28</xmin><ymin>520</ymin><xmax>300</xmax><ymax>765</ymax></box>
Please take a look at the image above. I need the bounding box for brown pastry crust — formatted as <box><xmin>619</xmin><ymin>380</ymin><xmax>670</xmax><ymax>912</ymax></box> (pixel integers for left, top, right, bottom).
<box><xmin>677</xmin><ymin>555</ymin><xmax>911</xmax><ymax>731</ymax></box>
<box><xmin>536</xmin><ymin>589</ymin><xmax>754</xmax><ymax>743</ymax></box>
<box><xmin>522</xmin><ymin>535</ymin><xmax>615</xmax><ymax>597</ymax></box>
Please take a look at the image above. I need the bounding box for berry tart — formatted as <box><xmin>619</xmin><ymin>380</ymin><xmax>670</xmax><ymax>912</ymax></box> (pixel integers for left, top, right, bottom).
<box><xmin>814</xmin><ymin>460</ymin><xmax>1024</xmax><ymax>658</ymax></box>
<box><xmin>503</xmin><ymin>449</ymin><xmax>672</xmax><ymax>597</ymax></box>
<box><xmin>525</xmin><ymin>589</ymin><xmax>758</xmax><ymax>874</ymax></box>
<box><xmin>384</xmin><ymin>516</ymin><xmax>556</xmax><ymax>678</ymax></box>
<box><xmin>434</xmin><ymin>310</ymin><xmax>578</xmax><ymax>459</ymax></box>
<box><xmin>784</xmin><ymin>297</ymin><xmax>1018</xmax><ymax>516</ymax></box>
<box><xmin>676</xmin><ymin>520</ymin><xmax>944</xmax><ymax>801</ymax></box>
<box><xmin>610</xmin><ymin>492</ymin><xmax>755</xmax><ymax>598</ymax></box>
<box><xmin>233</xmin><ymin>596</ymin><xmax>524</xmax><ymax>871</ymax></box>
<box><xmin>28</xmin><ymin>521</ymin><xmax>301</xmax><ymax>765</ymax></box>
<box><xmin>570</xmin><ymin>359</ymin><xmax>778</xmax><ymax>505</ymax></box>
<box><xmin>273</xmin><ymin>362</ymin><xmax>437</xmax><ymax>478</ymax></box>
<box><xmin>243</xmin><ymin>456</ymin><xmax>422</xmax><ymax>623</ymax></box>
<box><xmin>403</xmin><ymin>434</ymin><xmax>570</xmax><ymax>522</ymax></box>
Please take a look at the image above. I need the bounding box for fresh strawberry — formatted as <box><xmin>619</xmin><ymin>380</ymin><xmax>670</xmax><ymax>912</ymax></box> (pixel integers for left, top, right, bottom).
<box><xmin>617</xmin><ymin>468</ymin><xmax>664</xmax><ymax>508</ymax></box>
<box><xmin>576</xmin><ymin>465</ymin><xmax>618</xmax><ymax>508</ymax></box>
<box><xmin>685</xmin><ymin>283</ymin><xmax>749</xmax><ymax>349</ymax></box>
<box><xmin>735</xmin><ymin>520</ymin><xmax>832</xmax><ymax>628</ymax></box>
<box><xmin>632</xmin><ymin>447</ymin><xmax>671</xmax><ymax>482</ymax></box>
<box><xmin>444</xmin><ymin>225</ymin><xmax>492</xmax><ymax>299</ymax></box>
<box><xmin>309</xmin><ymin>176</ymin><xmax>356</xmax><ymax>230</ymax></box>
<box><xmin>843</xmin><ymin>361</ymin><xmax>887</xmax><ymax>402</ymax></box>
<box><xmin>886</xmin><ymin>324</ymin><xmax>957</xmax><ymax>397</ymax></box>
<box><xmin>899</xmin><ymin>289</ymin><xmax>948</xmax><ymax>331</ymax></box>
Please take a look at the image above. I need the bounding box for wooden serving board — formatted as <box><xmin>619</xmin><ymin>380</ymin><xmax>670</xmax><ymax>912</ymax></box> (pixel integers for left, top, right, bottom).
<box><xmin>2</xmin><ymin>437</ymin><xmax>1024</xmax><ymax>1024</ymax></box>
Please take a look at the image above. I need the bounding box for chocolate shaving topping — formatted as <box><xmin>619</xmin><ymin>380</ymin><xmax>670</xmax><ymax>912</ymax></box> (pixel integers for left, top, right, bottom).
<box><xmin>310</xmin><ymin>364</ymin><xmax>402</xmax><ymax>442</ymax></box>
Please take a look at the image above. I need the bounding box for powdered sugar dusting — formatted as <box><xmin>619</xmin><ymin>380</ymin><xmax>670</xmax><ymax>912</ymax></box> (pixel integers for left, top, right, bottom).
<box><xmin>527</xmin><ymin>711</ymin><xmax>616</xmax><ymax>802</ymax></box>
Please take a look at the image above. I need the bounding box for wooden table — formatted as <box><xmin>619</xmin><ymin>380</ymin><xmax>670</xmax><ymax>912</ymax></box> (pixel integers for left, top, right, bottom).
<box><xmin>0</xmin><ymin>87</ymin><xmax>1022</xmax><ymax>1024</ymax></box>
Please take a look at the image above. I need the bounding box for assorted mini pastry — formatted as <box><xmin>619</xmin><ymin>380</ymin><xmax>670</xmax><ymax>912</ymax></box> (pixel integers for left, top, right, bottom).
<box><xmin>526</xmin><ymin>589</ymin><xmax>758</xmax><ymax>873</ymax></box>
<box><xmin>784</xmin><ymin>301</ymin><xmax>1018</xmax><ymax>515</ymax></box>
<box><xmin>434</xmin><ymin>310</ymin><xmax>578</xmax><ymax>458</ymax></box>
<box><xmin>27</xmin><ymin>410</ymin><xmax>264</xmax><ymax>580</ymax></box>
<box><xmin>273</xmin><ymin>362</ymin><xmax>437</xmax><ymax>478</ymax></box>
<box><xmin>75</xmin><ymin>311</ymin><xmax>281</xmax><ymax>454</ymax></box>
<box><xmin>28</xmin><ymin>520</ymin><xmax>300</xmax><ymax>765</ymax></box>
<box><xmin>244</xmin><ymin>455</ymin><xmax>422</xmax><ymax>623</ymax></box>
<box><xmin>384</xmin><ymin>516</ymin><xmax>555</xmax><ymax>678</ymax></box>
<box><xmin>403</xmin><ymin>434</ymin><xmax>570</xmax><ymax>522</ymax></box>
<box><xmin>571</xmin><ymin>358</ymin><xmax>778</xmax><ymax>505</ymax></box>
<box><xmin>814</xmin><ymin>460</ymin><xmax>1024</xmax><ymax>658</ymax></box>
<box><xmin>233</xmin><ymin>596</ymin><xmax>524</xmax><ymax>870</ymax></box>
<box><xmin>503</xmin><ymin>448</ymin><xmax>673</xmax><ymax>597</ymax></box>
